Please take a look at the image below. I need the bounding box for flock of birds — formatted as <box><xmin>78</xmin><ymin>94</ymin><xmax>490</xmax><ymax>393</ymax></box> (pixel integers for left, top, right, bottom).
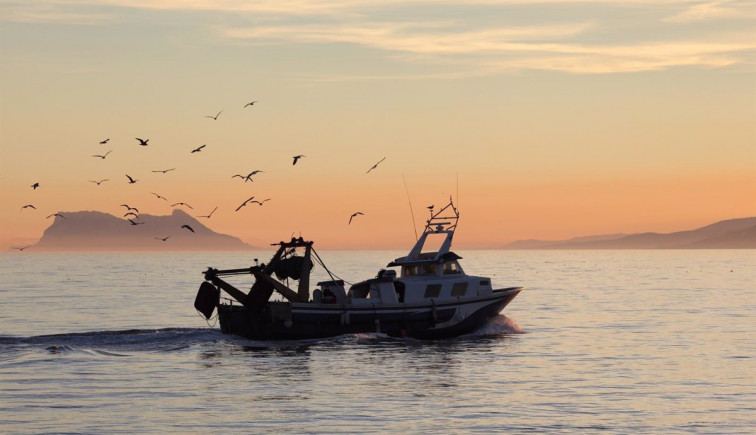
<box><xmin>13</xmin><ymin>100</ymin><xmax>388</xmax><ymax>251</ymax></box>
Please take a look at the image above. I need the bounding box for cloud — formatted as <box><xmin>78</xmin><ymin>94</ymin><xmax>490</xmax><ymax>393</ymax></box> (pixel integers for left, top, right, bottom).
<box><xmin>663</xmin><ymin>1</ymin><xmax>748</xmax><ymax>23</ymax></box>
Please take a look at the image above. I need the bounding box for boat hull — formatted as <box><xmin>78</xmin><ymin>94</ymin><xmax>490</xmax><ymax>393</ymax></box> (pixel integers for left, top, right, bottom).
<box><xmin>216</xmin><ymin>287</ymin><xmax>521</xmax><ymax>340</ymax></box>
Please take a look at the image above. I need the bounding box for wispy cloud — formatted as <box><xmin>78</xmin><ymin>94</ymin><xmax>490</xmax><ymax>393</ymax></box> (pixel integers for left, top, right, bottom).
<box><xmin>3</xmin><ymin>0</ymin><xmax>754</xmax><ymax>75</ymax></box>
<box><xmin>663</xmin><ymin>1</ymin><xmax>750</xmax><ymax>23</ymax></box>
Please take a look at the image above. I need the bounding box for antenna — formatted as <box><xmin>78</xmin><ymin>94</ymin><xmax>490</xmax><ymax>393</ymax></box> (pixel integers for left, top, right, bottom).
<box><xmin>456</xmin><ymin>172</ymin><xmax>459</xmax><ymax>211</ymax></box>
<box><xmin>402</xmin><ymin>173</ymin><xmax>419</xmax><ymax>241</ymax></box>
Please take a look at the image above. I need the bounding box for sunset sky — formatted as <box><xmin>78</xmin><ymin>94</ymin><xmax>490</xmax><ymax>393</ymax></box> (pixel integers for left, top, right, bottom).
<box><xmin>1</xmin><ymin>0</ymin><xmax>754</xmax><ymax>249</ymax></box>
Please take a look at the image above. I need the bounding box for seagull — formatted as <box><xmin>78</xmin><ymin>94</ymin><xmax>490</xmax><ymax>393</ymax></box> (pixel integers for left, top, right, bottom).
<box><xmin>89</xmin><ymin>179</ymin><xmax>109</xmax><ymax>185</ymax></box>
<box><xmin>205</xmin><ymin>110</ymin><xmax>222</xmax><ymax>120</ymax></box>
<box><xmin>191</xmin><ymin>144</ymin><xmax>206</xmax><ymax>153</ymax></box>
<box><xmin>181</xmin><ymin>224</ymin><xmax>195</xmax><ymax>233</ymax></box>
<box><xmin>92</xmin><ymin>150</ymin><xmax>112</xmax><ymax>159</ymax></box>
<box><xmin>155</xmin><ymin>235</ymin><xmax>171</xmax><ymax>242</ymax></box>
<box><xmin>197</xmin><ymin>206</ymin><xmax>218</xmax><ymax>218</ymax></box>
<box><xmin>135</xmin><ymin>138</ymin><xmax>149</xmax><ymax>146</ymax></box>
<box><xmin>128</xmin><ymin>219</ymin><xmax>144</xmax><ymax>226</ymax></box>
<box><xmin>125</xmin><ymin>174</ymin><xmax>139</xmax><ymax>184</ymax></box>
<box><xmin>12</xmin><ymin>246</ymin><xmax>30</xmax><ymax>251</ymax></box>
<box><xmin>172</xmin><ymin>202</ymin><xmax>194</xmax><ymax>209</ymax></box>
<box><xmin>244</xmin><ymin>101</ymin><xmax>258</xmax><ymax>108</ymax></box>
<box><xmin>21</xmin><ymin>204</ymin><xmax>36</xmax><ymax>210</ymax></box>
<box><xmin>250</xmin><ymin>198</ymin><xmax>271</xmax><ymax>206</ymax></box>
<box><xmin>292</xmin><ymin>155</ymin><xmax>306</xmax><ymax>165</ymax></box>
<box><xmin>151</xmin><ymin>192</ymin><xmax>168</xmax><ymax>201</ymax></box>
<box><xmin>349</xmin><ymin>212</ymin><xmax>364</xmax><ymax>225</ymax></box>
<box><xmin>99</xmin><ymin>138</ymin><xmax>110</xmax><ymax>144</ymax></box>
<box><xmin>366</xmin><ymin>157</ymin><xmax>386</xmax><ymax>174</ymax></box>
<box><xmin>46</xmin><ymin>213</ymin><xmax>66</xmax><ymax>219</ymax></box>
<box><xmin>151</xmin><ymin>168</ymin><xmax>175</xmax><ymax>174</ymax></box>
<box><xmin>235</xmin><ymin>196</ymin><xmax>256</xmax><ymax>211</ymax></box>
<box><xmin>120</xmin><ymin>204</ymin><xmax>139</xmax><ymax>213</ymax></box>
<box><xmin>124</xmin><ymin>212</ymin><xmax>139</xmax><ymax>219</ymax></box>
<box><xmin>31</xmin><ymin>182</ymin><xmax>40</xmax><ymax>189</ymax></box>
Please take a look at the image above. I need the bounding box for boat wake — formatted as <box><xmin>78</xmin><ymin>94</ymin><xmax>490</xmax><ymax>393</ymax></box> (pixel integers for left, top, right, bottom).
<box><xmin>472</xmin><ymin>315</ymin><xmax>524</xmax><ymax>336</ymax></box>
<box><xmin>0</xmin><ymin>327</ymin><xmax>223</xmax><ymax>355</ymax></box>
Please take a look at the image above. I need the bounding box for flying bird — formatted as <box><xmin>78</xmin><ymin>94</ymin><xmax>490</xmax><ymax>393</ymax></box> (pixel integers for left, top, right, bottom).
<box><xmin>151</xmin><ymin>192</ymin><xmax>168</xmax><ymax>201</ymax></box>
<box><xmin>172</xmin><ymin>202</ymin><xmax>194</xmax><ymax>209</ymax></box>
<box><xmin>21</xmin><ymin>204</ymin><xmax>36</xmax><ymax>210</ymax></box>
<box><xmin>124</xmin><ymin>212</ymin><xmax>139</xmax><ymax>219</ymax></box>
<box><xmin>92</xmin><ymin>150</ymin><xmax>112</xmax><ymax>159</ymax></box>
<box><xmin>89</xmin><ymin>179</ymin><xmax>109</xmax><ymax>185</ymax></box>
<box><xmin>235</xmin><ymin>196</ymin><xmax>256</xmax><ymax>212</ymax></box>
<box><xmin>128</xmin><ymin>219</ymin><xmax>144</xmax><ymax>226</ymax></box>
<box><xmin>99</xmin><ymin>138</ymin><xmax>109</xmax><ymax>144</ymax></box>
<box><xmin>135</xmin><ymin>138</ymin><xmax>149</xmax><ymax>146</ymax></box>
<box><xmin>125</xmin><ymin>174</ymin><xmax>139</xmax><ymax>184</ymax></box>
<box><xmin>244</xmin><ymin>101</ymin><xmax>258</xmax><ymax>108</ymax></box>
<box><xmin>197</xmin><ymin>206</ymin><xmax>218</xmax><ymax>218</ymax></box>
<box><xmin>12</xmin><ymin>246</ymin><xmax>31</xmax><ymax>251</ymax></box>
<box><xmin>349</xmin><ymin>212</ymin><xmax>364</xmax><ymax>225</ymax></box>
<box><xmin>120</xmin><ymin>204</ymin><xmax>139</xmax><ymax>213</ymax></box>
<box><xmin>205</xmin><ymin>110</ymin><xmax>222</xmax><ymax>120</ymax></box>
<box><xmin>46</xmin><ymin>213</ymin><xmax>66</xmax><ymax>219</ymax></box>
<box><xmin>292</xmin><ymin>155</ymin><xmax>306</xmax><ymax>165</ymax></box>
<box><xmin>151</xmin><ymin>168</ymin><xmax>175</xmax><ymax>174</ymax></box>
<box><xmin>181</xmin><ymin>224</ymin><xmax>195</xmax><ymax>233</ymax></box>
<box><xmin>155</xmin><ymin>235</ymin><xmax>171</xmax><ymax>242</ymax></box>
<box><xmin>366</xmin><ymin>157</ymin><xmax>386</xmax><ymax>174</ymax></box>
<box><xmin>191</xmin><ymin>144</ymin><xmax>206</xmax><ymax>153</ymax></box>
<box><xmin>250</xmin><ymin>198</ymin><xmax>271</xmax><ymax>206</ymax></box>
<box><xmin>31</xmin><ymin>182</ymin><xmax>39</xmax><ymax>189</ymax></box>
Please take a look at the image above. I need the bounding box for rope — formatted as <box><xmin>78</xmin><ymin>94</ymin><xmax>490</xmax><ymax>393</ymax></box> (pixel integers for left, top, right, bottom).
<box><xmin>312</xmin><ymin>248</ymin><xmax>355</xmax><ymax>286</ymax></box>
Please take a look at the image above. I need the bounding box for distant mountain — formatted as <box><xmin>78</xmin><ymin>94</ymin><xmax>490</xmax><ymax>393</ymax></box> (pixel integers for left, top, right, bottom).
<box><xmin>501</xmin><ymin>217</ymin><xmax>756</xmax><ymax>249</ymax></box>
<box><xmin>32</xmin><ymin>209</ymin><xmax>253</xmax><ymax>251</ymax></box>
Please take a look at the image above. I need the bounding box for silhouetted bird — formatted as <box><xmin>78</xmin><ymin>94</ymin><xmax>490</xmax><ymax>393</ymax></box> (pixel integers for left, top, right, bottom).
<box><xmin>172</xmin><ymin>202</ymin><xmax>194</xmax><ymax>209</ymax></box>
<box><xmin>155</xmin><ymin>235</ymin><xmax>171</xmax><ymax>242</ymax></box>
<box><xmin>366</xmin><ymin>157</ymin><xmax>386</xmax><ymax>174</ymax></box>
<box><xmin>124</xmin><ymin>212</ymin><xmax>139</xmax><ymax>219</ymax></box>
<box><xmin>244</xmin><ymin>101</ymin><xmax>258</xmax><ymax>108</ymax></box>
<box><xmin>250</xmin><ymin>198</ymin><xmax>271</xmax><ymax>206</ymax></box>
<box><xmin>292</xmin><ymin>155</ymin><xmax>306</xmax><ymax>165</ymax></box>
<box><xmin>205</xmin><ymin>110</ymin><xmax>222</xmax><ymax>120</ymax></box>
<box><xmin>125</xmin><ymin>174</ymin><xmax>139</xmax><ymax>184</ymax></box>
<box><xmin>21</xmin><ymin>204</ymin><xmax>36</xmax><ymax>210</ymax></box>
<box><xmin>135</xmin><ymin>138</ymin><xmax>149</xmax><ymax>146</ymax></box>
<box><xmin>181</xmin><ymin>224</ymin><xmax>195</xmax><ymax>233</ymax></box>
<box><xmin>197</xmin><ymin>206</ymin><xmax>218</xmax><ymax>218</ymax></box>
<box><xmin>349</xmin><ymin>212</ymin><xmax>364</xmax><ymax>225</ymax></box>
<box><xmin>151</xmin><ymin>168</ymin><xmax>175</xmax><ymax>174</ymax></box>
<box><xmin>100</xmin><ymin>138</ymin><xmax>109</xmax><ymax>144</ymax></box>
<box><xmin>90</xmin><ymin>179</ymin><xmax>109</xmax><ymax>185</ymax></box>
<box><xmin>92</xmin><ymin>150</ymin><xmax>112</xmax><ymax>159</ymax></box>
<box><xmin>120</xmin><ymin>204</ymin><xmax>139</xmax><ymax>213</ymax></box>
<box><xmin>235</xmin><ymin>196</ymin><xmax>256</xmax><ymax>211</ymax></box>
<box><xmin>12</xmin><ymin>246</ymin><xmax>30</xmax><ymax>251</ymax></box>
<box><xmin>31</xmin><ymin>182</ymin><xmax>39</xmax><ymax>189</ymax></box>
<box><xmin>46</xmin><ymin>213</ymin><xmax>66</xmax><ymax>219</ymax></box>
<box><xmin>151</xmin><ymin>192</ymin><xmax>168</xmax><ymax>201</ymax></box>
<box><xmin>128</xmin><ymin>219</ymin><xmax>144</xmax><ymax>226</ymax></box>
<box><xmin>191</xmin><ymin>144</ymin><xmax>206</xmax><ymax>153</ymax></box>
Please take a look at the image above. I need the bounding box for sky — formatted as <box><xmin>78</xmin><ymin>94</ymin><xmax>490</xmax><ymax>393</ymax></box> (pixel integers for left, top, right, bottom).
<box><xmin>1</xmin><ymin>0</ymin><xmax>754</xmax><ymax>250</ymax></box>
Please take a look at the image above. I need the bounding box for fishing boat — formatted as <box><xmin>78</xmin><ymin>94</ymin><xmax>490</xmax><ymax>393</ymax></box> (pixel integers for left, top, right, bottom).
<box><xmin>194</xmin><ymin>200</ymin><xmax>522</xmax><ymax>339</ymax></box>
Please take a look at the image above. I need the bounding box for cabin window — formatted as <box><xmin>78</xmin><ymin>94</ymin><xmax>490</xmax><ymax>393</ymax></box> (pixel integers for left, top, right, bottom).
<box><xmin>451</xmin><ymin>282</ymin><xmax>468</xmax><ymax>296</ymax></box>
<box><xmin>421</xmin><ymin>264</ymin><xmax>437</xmax><ymax>276</ymax></box>
<box><xmin>479</xmin><ymin>280</ymin><xmax>490</xmax><ymax>286</ymax></box>
<box><xmin>424</xmin><ymin>284</ymin><xmax>441</xmax><ymax>298</ymax></box>
<box><xmin>443</xmin><ymin>262</ymin><xmax>460</xmax><ymax>275</ymax></box>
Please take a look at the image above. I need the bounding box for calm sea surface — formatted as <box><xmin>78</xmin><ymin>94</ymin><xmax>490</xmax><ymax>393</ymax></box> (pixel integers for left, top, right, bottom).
<box><xmin>1</xmin><ymin>250</ymin><xmax>754</xmax><ymax>433</ymax></box>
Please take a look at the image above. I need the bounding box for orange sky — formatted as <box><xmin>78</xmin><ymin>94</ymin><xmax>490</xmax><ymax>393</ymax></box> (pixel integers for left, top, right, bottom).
<box><xmin>1</xmin><ymin>1</ymin><xmax>755</xmax><ymax>250</ymax></box>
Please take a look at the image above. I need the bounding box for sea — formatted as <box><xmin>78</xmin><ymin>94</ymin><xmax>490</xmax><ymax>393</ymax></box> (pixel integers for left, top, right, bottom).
<box><xmin>0</xmin><ymin>250</ymin><xmax>753</xmax><ymax>433</ymax></box>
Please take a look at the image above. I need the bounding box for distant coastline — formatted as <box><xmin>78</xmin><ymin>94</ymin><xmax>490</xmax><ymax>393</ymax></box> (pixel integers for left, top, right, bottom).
<box><xmin>501</xmin><ymin>217</ymin><xmax>756</xmax><ymax>249</ymax></box>
<box><xmin>24</xmin><ymin>209</ymin><xmax>253</xmax><ymax>252</ymax></box>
